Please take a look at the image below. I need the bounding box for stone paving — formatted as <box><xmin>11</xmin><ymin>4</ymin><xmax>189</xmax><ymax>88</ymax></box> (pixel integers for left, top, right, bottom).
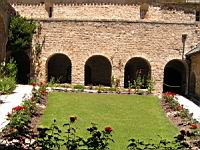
<box><xmin>0</xmin><ymin>85</ymin><xmax>32</xmax><ymax>130</ymax></box>
<box><xmin>176</xmin><ymin>95</ymin><xmax>200</xmax><ymax>123</ymax></box>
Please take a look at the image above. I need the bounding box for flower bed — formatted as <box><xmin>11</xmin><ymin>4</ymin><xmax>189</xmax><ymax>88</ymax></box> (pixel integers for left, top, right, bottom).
<box><xmin>162</xmin><ymin>92</ymin><xmax>200</xmax><ymax>149</ymax></box>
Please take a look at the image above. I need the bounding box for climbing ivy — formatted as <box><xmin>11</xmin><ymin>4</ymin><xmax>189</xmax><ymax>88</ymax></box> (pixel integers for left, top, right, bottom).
<box><xmin>7</xmin><ymin>15</ymin><xmax>37</xmax><ymax>52</ymax></box>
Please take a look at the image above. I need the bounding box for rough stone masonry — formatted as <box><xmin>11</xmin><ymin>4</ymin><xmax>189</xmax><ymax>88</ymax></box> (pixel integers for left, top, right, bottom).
<box><xmin>7</xmin><ymin>0</ymin><xmax>200</xmax><ymax>95</ymax></box>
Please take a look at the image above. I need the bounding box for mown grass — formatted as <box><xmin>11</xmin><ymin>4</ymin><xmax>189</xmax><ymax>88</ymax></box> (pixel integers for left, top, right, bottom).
<box><xmin>40</xmin><ymin>92</ymin><xmax>178</xmax><ymax>150</ymax></box>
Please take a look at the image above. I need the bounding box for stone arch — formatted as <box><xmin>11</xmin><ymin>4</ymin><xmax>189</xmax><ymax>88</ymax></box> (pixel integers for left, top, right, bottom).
<box><xmin>11</xmin><ymin>51</ymin><xmax>30</xmax><ymax>84</ymax></box>
<box><xmin>189</xmin><ymin>72</ymin><xmax>196</xmax><ymax>95</ymax></box>
<box><xmin>124</xmin><ymin>57</ymin><xmax>151</xmax><ymax>88</ymax></box>
<box><xmin>84</xmin><ymin>55</ymin><xmax>112</xmax><ymax>86</ymax></box>
<box><xmin>47</xmin><ymin>53</ymin><xmax>71</xmax><ymax>83</ymax></box>
<box><xmin>163</xmin><ymin>59</ymin><xmax>188</xmax><ymax>95</ymax></box>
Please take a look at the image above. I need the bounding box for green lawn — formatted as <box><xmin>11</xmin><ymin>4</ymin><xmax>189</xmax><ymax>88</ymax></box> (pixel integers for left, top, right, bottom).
<box><xmin>40</xmin><ymin>92</ymin><xmax>178</xmax><ymax>149</ymax></box>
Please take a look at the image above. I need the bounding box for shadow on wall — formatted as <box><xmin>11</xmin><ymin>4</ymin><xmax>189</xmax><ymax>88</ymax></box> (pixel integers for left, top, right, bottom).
<box><xmin>11</xmin><ymin>51</ymin><xmax>30</xmax><ymax>84</ymax></box>
<box><xmin>85</xmin><ymin>55</ymin><xmax>112</xmax><ymax>86</ymax></box>
<box><xmin>124</xmin><ymin>57</ymin><xmax>151</xmax><ymax>88</ymax></box>
<box><xmin>47</xmin><ymin>53</ymin><xmax>71</xmax><ymax>83</ymax></box>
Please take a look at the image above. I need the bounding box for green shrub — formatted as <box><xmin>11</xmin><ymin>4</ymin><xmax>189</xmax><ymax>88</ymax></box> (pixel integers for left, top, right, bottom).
<box><xmin>7</xmin><ymin>15</ymin><xmax>36</xmax><ymax>53</ymax></box>
<box><xmin>0</xmin><ymin>77</ymin><xmax>16</xmax><ymax>94</ymax></box>
<box><xmin>73</xmin><ymin>84</ymin><xmax>85</xmax><ymax>90</ymax></box>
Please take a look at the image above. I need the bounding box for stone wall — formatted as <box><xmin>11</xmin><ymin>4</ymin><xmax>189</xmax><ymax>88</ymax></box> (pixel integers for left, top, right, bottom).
<box><xmin>9</xmin><ymin>2</ymin><xmax>200</xmax><ymax>94</ymax></box>
<box><xmin>12</xmin><ymin>3</ymin><xmax>196</xmax><ymax>23</ymax></box>
<box><xmin>190</xmin><ymin>54</ymin><xmax>200</xmax><ymax>98</ymax></box>
<box><xmin>30</xmin><ymin>19</ymin><xmax>198</xmax><ymax>94</ymax></box>
<box><xmin>0</xmin><ymin>0</ymin><xmax>14</xmax><ymax>61</ymax></box>
<box><xmin>0</xmin><ymin>0</ymin><xmax>8</xmax><ymax>61</ymax></box>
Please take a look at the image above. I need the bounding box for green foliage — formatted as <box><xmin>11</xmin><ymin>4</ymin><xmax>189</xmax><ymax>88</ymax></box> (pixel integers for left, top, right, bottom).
<box><xmin>33</xmin><ymin>118</ymin><xmax>113</xmax><ymax>150</ymax></box>
<box><xmin>132</xmin><ymin>74</ymin><xmax>145</xmax><ymax>90</ymax></box>
<box><xmin>7</xmin><ymin>15</ymin><xmax>36</xmax><ymax>52</ymax></box>
<box><xmin>0</xmin><ymin>77</ymin><xmax>16</xmax><ymax>94</ymax></box>
<box><xmin>127</xmin><ymin>136</ymin><xmax>188</xmax><ymax>150</ymax></box>
<box><xmin>73</xmin><ymin>84</ymin><xmax>85</xmax><ymax>91</ymax></box>
<box><xmin>33</xmin><ymin>120</ymin><xmax>63</xmax><ymax>150</ymax></box>
<box><xmin>0</xmin><ymin>59</ymin><xmax>17</xmax><ymax>79</ymax></box>
<box><xmin>0</xmin><ymin>59</ymin><xmax>17</xmax><ymax>94</ymax></box>
<box><xmin>85</xmin><ymin>123</ymin><xmax>114</xmax><ymax>150</ymax></box>
<box><xmin>31</xmin><ymin>82</ymin><xmax>48</xmax><ymax>103</ymax></box>
<box><xmin>63</xmin><ymin>121</ymin><xmax>84</xmax><ymax>150</ymax></box>
<box><xmin>146</xmin><ymin>79</ymin><xmax>155</xmax><ymax>94</ymax></box>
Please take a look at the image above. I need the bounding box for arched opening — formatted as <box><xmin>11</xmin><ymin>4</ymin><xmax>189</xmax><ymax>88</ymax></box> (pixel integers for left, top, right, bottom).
<box><xmin>163</xmin><ymin>59</ymin><xmax>187</xmax><ymax>95</ymax></box>
<box><xmin>124</xmin><ymin>57</ymin><xmax>151</xmax><ymax>88</ymax></box>
<box><xmin>11</xmin><ymin>51</ymin><xmax>30</xmax><ymax>84</ymax></box>
<box><xmin>47</xmin><ymin>53</ymin><xmax>71</xmax><ymax>83</ymax></box>
<box><xmin>189</xmin><ymin>72</ymin><xmax>196</xmax><ymax>95</ymax></box>
<box><xmin>85</xmin><ymin>55</ymin><xmax>112</xmax><ymax>86</ymax></box>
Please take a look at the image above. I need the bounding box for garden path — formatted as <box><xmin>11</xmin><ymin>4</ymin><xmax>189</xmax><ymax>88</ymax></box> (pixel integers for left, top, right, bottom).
<box><xmin>176</xmin><ymin>95</ymin><xmax>200</xmax><ymax>122</ymax></box>
<box><xmin>0</xmin><ymin>85</ymin><xmax>32</xmax><ymax>130</ymax></box>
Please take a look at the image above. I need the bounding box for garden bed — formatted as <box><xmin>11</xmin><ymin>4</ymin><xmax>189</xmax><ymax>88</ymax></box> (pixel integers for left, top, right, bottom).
<box><xmin>161</xmin><ymin>92</ymin><xmax>200</xmax><ymax>149</ymax></box>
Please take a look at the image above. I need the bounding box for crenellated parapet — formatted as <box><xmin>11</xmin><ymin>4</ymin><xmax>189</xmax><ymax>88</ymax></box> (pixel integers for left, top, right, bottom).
<box><xmin>8</xmin><ymin>0</ymin><xmax>200</xmax><ymax>24</ymax></box>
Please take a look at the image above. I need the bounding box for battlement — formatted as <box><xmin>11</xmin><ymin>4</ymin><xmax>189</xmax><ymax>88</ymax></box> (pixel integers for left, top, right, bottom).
<box><xmin>11</xmin><ymin>1</ymin><xmax>198</xmax><ymax>24</ymax></box>
<box><xmin>7</xmin><ymin>0</ymin><xmax>200</xmax><ymax>5</ymax></box>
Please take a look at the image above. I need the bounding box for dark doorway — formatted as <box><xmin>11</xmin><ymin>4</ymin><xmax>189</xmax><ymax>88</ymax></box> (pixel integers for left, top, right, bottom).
<box><xmin>11</xmin><ymin>51</ymin><xmax>30</xmax><ymax>84</ymax></box>
<box><xmin>163</xmin><ymin>59</ymin><xmax>187</xmax><ymax>95</ymax></box>
<box><xmin>84</xmin><ymin>55</ymin><xmax>112</xmax><ymax>86</ymax></box>
<box><xmin>47</xmin><ymin>53</ymin><xmax>71</xmax><ymax>83</ymax></box>
<box><xmin>124</xmin><ymin>57</ymin><xmax>151</xmax><ymax>88</ymax></box>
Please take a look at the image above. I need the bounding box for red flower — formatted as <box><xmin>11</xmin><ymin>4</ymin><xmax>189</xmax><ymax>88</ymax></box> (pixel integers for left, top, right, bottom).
<box><xmin>32</xmin><ymin>82</ymin><xmax>36</xmax><ymax>87</ymax></box>
<box><xmin>190</xmin><ymin>124</ymin><xmax>198</xmax><ymax>129</ymax></box>
<box><xmin>165</xmin><ymin>92</ymin><xmax>176</xmax><ymax>97</ymax></box>
<box><xmin>12</xmin><ymin>106</ymin><xmax>25</xmax><ymax>111</ymax></box>
<box><xmin>105</xmin><ymin>127</ymin><xmax>112</xmax><ymax>133</ymax></box>
<box><xmin>69</xmin><ymin>116</ymin><xmax>77</xmax><ymax>123</ymax></box>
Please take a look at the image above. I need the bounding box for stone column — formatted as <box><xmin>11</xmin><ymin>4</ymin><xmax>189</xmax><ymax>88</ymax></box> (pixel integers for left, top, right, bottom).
<box><xmin>151</xmin><ymin>63</ymin><xmax>165</xmax><ymax>97</ymax></box>
<box><xmin>71</xmin><ymin>60</ymin><xmax>85</xmax><ymax>85</ymax></box>
<box><xmin>111</xmin><ymin>57</ymin><xmax>125</xmax><ymax>87</ymax></box>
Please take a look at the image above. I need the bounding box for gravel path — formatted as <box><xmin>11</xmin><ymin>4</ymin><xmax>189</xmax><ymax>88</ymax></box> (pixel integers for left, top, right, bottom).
<box><xmin>176</xmin><ymin>95</ymin><xmax>200</xmax><ymax>123</ymax></box>
<box><xmin>0</xmin><ymin>85</ymin><xmax>32</xmax><ymax>130</ymax></box>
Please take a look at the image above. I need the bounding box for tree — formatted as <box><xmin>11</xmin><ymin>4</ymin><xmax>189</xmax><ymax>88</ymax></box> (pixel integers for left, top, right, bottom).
<box><xmin>7</xmin><ymin>15</ymin><xmax>36</xmax><ymax>52</ymax></box>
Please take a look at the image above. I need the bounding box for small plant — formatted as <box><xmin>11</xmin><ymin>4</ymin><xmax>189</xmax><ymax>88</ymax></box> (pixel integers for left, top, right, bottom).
<box><xmin>0</xmin><ymin>59</ymin><xmax>17</xmax><ymax>94</ymax></box>
<box><xmin>31</xmin><ymin>81</ymin><xmax>48</xmax><ymax>103</ymax></box>
<box><xmin>108</xmin><ymin>87</ymin><xmax>116</xmax><ymax>92</ymax></box>
<box><xmin>146</xmin><ymin>78</ymin><xmax>155</xmax><ymax>94</ymax></box>
<box><xmin>63</xmin><ymin>116</ymin><xmax>84</xmax><ymax>150</ymax></box>
<box><xmin>96</xmin><ymin>85</ymin><xmax>104</xmax><ymax>93</ymax></box>
<box><xmin>73</xmin><ymin>84</ymin><xmax>85</xmax><ymax>91</ymax></box>
<box><xmin>128</xmin><ymin>133</ymin><xmax>189</xmax><ymax>150</ymax></box>
<box><xmin>32</xmin><ymin>117</ymin><xmax>114</xmax><ymax>150</ymax></box>
<box><xmin>85</xmin><ymin>123</ymin><xmax>114</xmax><ymax>150</ymax></box>
<box><xmin>0</xmin><ymin>77</ymin><xmax>16</xmax><ymax>94</ymax></box>
<box><xmin>33</xmin><ymin>120</ymin><xmax>63</xmax><ymax>150</ymax></box>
